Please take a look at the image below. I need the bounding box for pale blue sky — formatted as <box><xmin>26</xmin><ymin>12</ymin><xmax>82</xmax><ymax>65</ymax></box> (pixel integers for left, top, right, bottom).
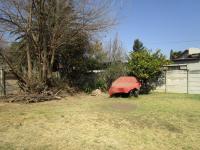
<box><xmin>105</xmin><ymin>0</ymin><xmax>200</xmax><ymax>57</ymax></box>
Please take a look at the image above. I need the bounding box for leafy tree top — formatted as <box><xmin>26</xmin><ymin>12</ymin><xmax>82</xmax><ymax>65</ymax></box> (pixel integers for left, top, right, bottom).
<box><xmin>128</xmin><ymin>49</ymin><xmax>170</xmax><ymax>93</ymax></box>
<box><xmin>128</xmin><ymin>49</ymin><xmax>170</xmax><ymax>80</ymax></box>
<box><xmin>170</xmin><ymin>50</ymin><xmax>183</xmax><ymax>60</ymax></box>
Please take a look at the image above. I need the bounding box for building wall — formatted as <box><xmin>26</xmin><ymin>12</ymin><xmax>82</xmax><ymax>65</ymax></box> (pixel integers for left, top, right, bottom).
<box><xmin>166</xmin><ymin>70</ymin><xmax>188</xmax><ymax>93</ymax></box>
<box><xmin>174</xmin><ymin>60</ymin><xmax>200</xmax><ymax>70</ymax></box>
<box><xmin>156</xmin><ymin>60</ymin><xmax>200</xmax><ymax>94</ymax></box>
<box><xmin>188</xmin><ymin>70</ymin><xmax>200</xmax><ymax>94</ymax></box>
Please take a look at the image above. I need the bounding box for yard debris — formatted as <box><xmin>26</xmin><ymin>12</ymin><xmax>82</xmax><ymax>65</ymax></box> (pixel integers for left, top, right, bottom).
<box><xmin>0</xmin><ymin>88</ymin><xmax>66</xmax><ymax>103</ymax></box>
<box><xmin>0</xmin><ymin>85</ymin><xmax>80</xmax><ymax>103</ymax></box>
<box><xmin>91</xmin><ymin>89</ymin><xmax>102</xmax><ymax>96</ymax></box>
<box><xmin>1</xmin><ymin>94</ymin><xmax>62</xmax><ymax>103</ymax></box>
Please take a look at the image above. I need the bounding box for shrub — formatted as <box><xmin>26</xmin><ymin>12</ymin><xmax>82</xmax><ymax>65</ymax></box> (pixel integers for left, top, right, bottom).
<box><xmin>98</xmin><ymin>62</ymin><xmax>128</xmax><ymax>90</ymax></box>
<box><xmin>128</xmin><ymin>49</ymin><xmax>170</xmax><ymax>94</ymax></box>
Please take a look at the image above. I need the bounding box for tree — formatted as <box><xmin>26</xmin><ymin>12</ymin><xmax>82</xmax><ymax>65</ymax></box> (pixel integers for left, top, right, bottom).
<box><xmin>133</xmin><ymin>39</ymin><xmax>144</xmax><ymax>52</ymax></box>
<box><xmin>170</xmin><ymin>49</ymin><xmax>173</xmax><ymax>60</ymax></box>
<box><xmin>0</xmin><ymin>36</ymin><xmax>7</xmax><ymax>49</ymax></box>
<box><xmin>99</xmin><ymin>34</ymin><xmax>128</xmax><ymax>90</ymax></box>
<box><xmin>86</xmin><ymin>41</ymin><xmax>107</xmax><ymax>70</ymax></box>
<box><xmin>170</xmin><ymin>50</ymin><xmax>183</xmax><ymax>60</ymax></box>
<box><xmin>107</xmin><ymin>33</ymin><xmax>126</xmax><ymax>62</ymax></box>
<box><xmin>128</xmin><ymin>49</ymin><xmax>170</xmax><ymax>93</ymax></box>
<box><xmin>0</xmin><ymin>0</ymin><xmax>115</xmax><ymax>93</ymax></box>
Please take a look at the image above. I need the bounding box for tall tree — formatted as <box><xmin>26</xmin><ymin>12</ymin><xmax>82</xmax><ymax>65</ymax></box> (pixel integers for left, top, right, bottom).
<box><xmin>107</xmin><ymin>33</ymin><xmax>126</xmax><ymax>62</ymax></box>
<box><xmin>0</xmin><ymin>0</ymin><xmax>115</xmax><ymax>93</ymax></box>
<box><xmin>133</xmin><ymin>39</ymin><xmax>144</xmax><ymax>52</ymax></box>
<box><xmin>100</xmin><ymin>34</ymin><xmax>127</xmax><ymax>89</ymax></box>
<box><xmin>170</xmin><ymin>49</ymin><xmax>173</xmax><ymax>60</ymax></box>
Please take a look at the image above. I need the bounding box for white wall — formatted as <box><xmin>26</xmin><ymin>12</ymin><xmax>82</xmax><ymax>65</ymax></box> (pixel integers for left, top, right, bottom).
<box><xmin>166</xmin><ymin>70</ymin><xmax>188</xmax><ymax>93</ymax></box>
<box><xmin>188</xmin><ymin>71</ymin><xmax>200</xmax><ymax>94</ymax></box>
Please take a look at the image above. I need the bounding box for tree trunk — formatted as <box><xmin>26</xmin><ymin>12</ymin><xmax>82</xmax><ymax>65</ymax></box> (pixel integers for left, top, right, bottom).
<box><xmin>27</xmin><ymin>46</ymin><xmax>32</xmax><ymax>80</ymax></box>
<box><xmin>38</xmin><ymin>48</ymin><xmax>42</xmax><ymax>81</ymax></box>
<box><xmin>49</xmin><ymin>48</ymin><xmax>56</xmax><ymax>77</ymax></box>
<box><xmin>42</xmin><ymin>49</ymin><xmax>48</xmax><ymax>83</ymax></box>
<box><xmin>27</xmin><ymin>1</ymin><xmax>33</xmax><ymax>80</ymax></box>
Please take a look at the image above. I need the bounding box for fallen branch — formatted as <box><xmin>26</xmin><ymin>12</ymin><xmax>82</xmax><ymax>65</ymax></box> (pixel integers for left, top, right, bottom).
<box><xmin>1</xmin><ymin>94</ymin><xmax>62</xmax><ymax>103</ymax></box>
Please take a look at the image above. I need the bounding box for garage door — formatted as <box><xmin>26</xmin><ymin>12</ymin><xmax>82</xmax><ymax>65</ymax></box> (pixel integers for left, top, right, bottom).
<box><xmin>166</xmin><ymin>70</ymin><xmax>187</xmax><ymax>93</ymax></box>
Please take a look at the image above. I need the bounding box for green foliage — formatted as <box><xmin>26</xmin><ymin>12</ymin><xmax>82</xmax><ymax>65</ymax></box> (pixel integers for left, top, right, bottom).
<box><xmin>82</xmin><ymin>84</ymin><xmax>94</xmax><ymax>94</ymax></box>
<box><xmin>86</xmin><ymin>41</ymin><xmax>108</xmax><ymax>70</ymax></box>
<box><xmin>133</xmin><ymin>39</ymin><xmax>144</xmax><ymax>52</ymax></box>
<box><xmin>128</xmin><ymin>49</ymin><xmax>170</xmax><ymax>93</ymax></box>
<box><xmin>79</xmin><ymin>63</ymin><xmax>128</xmax><ymax>93</ymax></box>
<box><xmin>95</xmin><ymin>78</ymin><xmax>107</xmax><ymax>90</ymax></box>
<box><xmin>59</xmin><ymin>38</ymin><xmax>108</xmax><ymax>89</ymax></box>
<box><xmin>93</xmin><ymin>34</ymin><xmax>128</xmax><ymax>91</ymax></box>
<box><xmin>170</xmin><ymin>50</ymin><xmax>183</xmax><ymax>60</ymax></box>
<box><xmin>170</xmin><ymin>49</ymin><xmax>173</xmax><ymax>60</ymax></box>
<box><xmin>79</xmin><ymin>35</ymin><xmax>128</xmax><ymax>93</ymax></box>
<box><xmin>98</xmin><ymin>62</ymin><xmax>128</xmax><ymax>90</ymax></box>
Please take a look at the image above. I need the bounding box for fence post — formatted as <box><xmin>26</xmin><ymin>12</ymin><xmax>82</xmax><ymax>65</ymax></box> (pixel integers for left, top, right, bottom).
<box><xmin>0</xmin><ymin>68</ymin><xmax>6</xmax><ymax>96</ymax></box>
<box><xmin>187</xmin><ymin>69</ymin><xmax>189</xmax><ymax>94</ymax></box>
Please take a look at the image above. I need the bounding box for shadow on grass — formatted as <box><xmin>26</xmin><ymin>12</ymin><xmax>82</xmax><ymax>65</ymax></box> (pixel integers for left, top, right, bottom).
<box><xmin>111</xmin><ymin>93</ymin><xmax>130</xmax><ymax>98</ymax></box>
<box><xmin>111</xmin><ymin>93</ymin><xmax>141</xmax><ymax>99</ymax></box>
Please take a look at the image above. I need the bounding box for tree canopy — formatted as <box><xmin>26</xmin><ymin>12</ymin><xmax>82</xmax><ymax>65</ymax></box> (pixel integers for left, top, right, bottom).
<box><xmin>132</xmin><ymin>39</ymin><xmax>144</xmax><ymax>52</ymax></box>
<box><xmin>170</xmin><ymin>50</ymin><xmax>183</xmax><ymax>60</ymax></box>
<box><xmin>128</xmin><ymin>47</ymin><xmax>170</xmax><ymax>93</ymax></box>
<box><xmin>0</xmin><ymin>0</ymin><xmax>115</xmax><ymax>93</ymax></box>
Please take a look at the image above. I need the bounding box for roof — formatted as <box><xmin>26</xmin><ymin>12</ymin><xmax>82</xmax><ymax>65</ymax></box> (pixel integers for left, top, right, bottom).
<box><xmin>171</xmin><ymin>48</ymin><xmax>200</xmax><ymax>62</ymax></box>
<box><xmin>163</xmin><ymin>64</ymin><xmax>187</xmax><ymax>67</ymax></box>
<box><xmin>163</xmin><ymin>64</ymin><xmax>188</xmax><ymax>70</ymax></box>
<box><xmin>172</xmin><ymin>57</ymin><xmax>200</xmax><ymax>61</ymax></box>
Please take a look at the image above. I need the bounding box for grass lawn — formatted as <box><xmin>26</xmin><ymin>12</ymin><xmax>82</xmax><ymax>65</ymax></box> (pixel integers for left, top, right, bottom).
<box><xmin>0</xmin><ymin>93</ymin><xmax>200</xmax><ymax>150</ymax></box>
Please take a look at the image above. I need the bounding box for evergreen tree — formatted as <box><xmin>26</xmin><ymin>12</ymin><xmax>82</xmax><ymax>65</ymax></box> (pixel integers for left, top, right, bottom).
<box><xmin>133</xmin><ymin>39</ymin><xmax>144</xmax><ymax>52</ymax></box>
<box><xmin>170</xmin><ymin>49</ymin><xmax>174</xmax><ymax>60</ymax></box>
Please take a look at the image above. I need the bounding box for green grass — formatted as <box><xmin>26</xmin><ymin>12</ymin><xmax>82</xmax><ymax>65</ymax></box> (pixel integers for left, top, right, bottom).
<box><xmin>0</xmin><ymin>93</ymin><xmax>200</xmax><ymax>150</ymax></box>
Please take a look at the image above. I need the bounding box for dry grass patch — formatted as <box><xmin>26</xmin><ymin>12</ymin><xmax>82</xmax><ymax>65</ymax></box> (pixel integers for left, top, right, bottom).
<box><xmin>0</xmin><ymin>93</ymin><xmax>200</xmax><ymax>150</ymax></box>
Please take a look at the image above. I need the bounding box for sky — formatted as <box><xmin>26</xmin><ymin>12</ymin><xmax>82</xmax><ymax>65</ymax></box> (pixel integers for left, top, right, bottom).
<box><xmin>104</xmin><ymin>0</ymin><xmax>200</xmax><ymax>57</ymax></box>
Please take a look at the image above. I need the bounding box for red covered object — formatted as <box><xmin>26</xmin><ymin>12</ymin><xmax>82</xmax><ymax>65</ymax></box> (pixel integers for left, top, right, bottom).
<box><xmin>108</xmin><ymin>76</ymin><xmax>141</xmax><ymax>96</ymax></box>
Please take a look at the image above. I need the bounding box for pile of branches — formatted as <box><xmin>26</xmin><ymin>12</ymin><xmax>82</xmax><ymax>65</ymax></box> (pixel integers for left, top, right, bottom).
<box><xmin>0</xmin><ymin>83</ymin><xmax>79</xmax><ymax>103</ymax></box>
<box><xmin>1</xmin><ymin>89</ymin><xmax>63</xmax><ymax>103</ymax></box>
<box><xmin>4</xmin><ymin>95</ymin><xmax>61</xmax><ymax>103</ymax></box>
